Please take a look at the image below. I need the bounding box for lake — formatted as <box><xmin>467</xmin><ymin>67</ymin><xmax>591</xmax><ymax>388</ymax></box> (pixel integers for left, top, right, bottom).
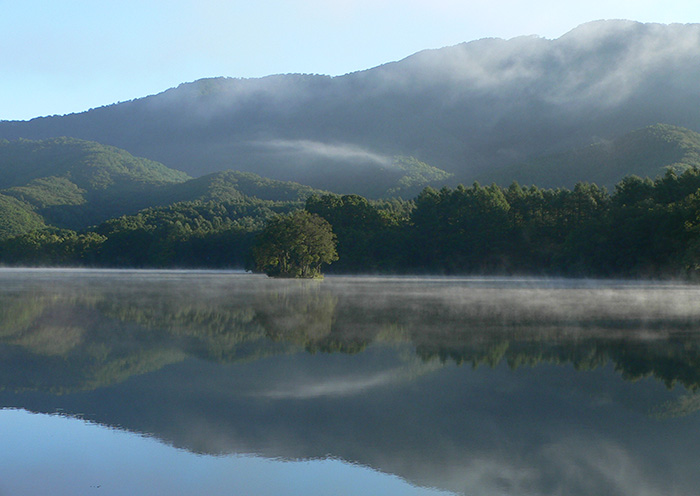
<box><xmin>1</xmin><ymin>269</ymin><xmax>699</xmax><ymax>495</ymax></box>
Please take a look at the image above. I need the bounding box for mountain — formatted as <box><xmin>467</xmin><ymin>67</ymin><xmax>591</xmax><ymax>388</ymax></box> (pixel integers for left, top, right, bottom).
<box><xmin>1</xmin><ymin>21</ymin><xmax>700</xmax><ymax>189</ymax></box>
<box><xmin>0</xmin><ymin>136</ymin><xmax>449</xmax><ymax>241</ymax></box>
<box><xmin>0</xmin><ymin>137</ymin><xmax>189</xmax><ymax>190</ymax></box>
<box><xmin>0</xmin><ymin>137</ymin><xmax>190</xmax><ymax>232</ymax></box>
<box><xmin>0</xmin><ymin>193</ymin><xmax>46</xmax><ymax>239</ymax></box>
<box><xmin>0</xmin><ymin>137</ymin><xmax>333</xmax><ymax>238</ymax></box>
<box><xmin>161</xmin><ymin>170</ymin><xmax>324</xmax><ymax>204</ymax></box>
<box><xmin>480</xmin><ymin>124</ymin><xmax>700</xmax><ymax>189</ymax></box>
<box><xmin>162</xmin><ymin>156</ymin><xmax>449</xmax><ymax>201</ymax></box>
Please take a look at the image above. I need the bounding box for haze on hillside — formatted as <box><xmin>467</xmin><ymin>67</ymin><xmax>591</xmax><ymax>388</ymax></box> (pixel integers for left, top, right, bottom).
<box><xmin>4</xmin><ymin>0</ymin><xmax>700</xmax><ymax>120</ymax></box>
<box><xmin>2</xmin><ymin>21</ymin><xmax>700</xmax><ymax>192</ymax></box>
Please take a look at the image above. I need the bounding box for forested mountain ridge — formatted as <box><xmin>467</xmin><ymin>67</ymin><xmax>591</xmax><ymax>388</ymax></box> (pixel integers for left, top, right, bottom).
<box><xmin>1</xmin><ymin>21</ymin><xmax>700</xmax><ymax>190</ymax></box>
<box><xmin>0</xmin><ymin>137</ymin><xmax>191</xmax><ymax>235</ymax></box>
<box><xmin>0</xmin><ymin>137</ymin><xmax>189</xmax><ymax>190</ymax></box>
<box><xmin>0</xmin><ymin>193</ymin><xmax>46</xmax><ymax>240</ymax></box>
<box><xmin>0</xmin><ymin>138</ymin><xmax>331</xmax><ymax>238</ymax></box>
<box><xmin>163</xmin><ymin>156</ymin><xmax>450</xmax><ymax>202</ymax></box>
<box><xmin>161</xmin><ymin>170</ymin><xmax>324</xmax><ymax>204</ymax></box>
<box><xmin>481</xmin><ymin>124</ymin><xmax>700</xmax><ymax>188</ymax></box>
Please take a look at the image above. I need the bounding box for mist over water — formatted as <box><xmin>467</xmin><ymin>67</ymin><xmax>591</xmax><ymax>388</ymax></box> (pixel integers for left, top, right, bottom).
<box><xmin>1</xmin><ymin>269</ymin><xmax>700</xmax><ymax>495</ymax></box>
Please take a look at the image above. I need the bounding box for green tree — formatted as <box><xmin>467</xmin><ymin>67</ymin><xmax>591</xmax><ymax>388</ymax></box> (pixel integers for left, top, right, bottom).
<box><xmin>305</xmin><ymin>193</ymin><xmax>394</xmax><ymax>271</ymax></box>
<box><xmin>410</xmin><ymin>183</ymin><xmax>511</xmax><ymax>272</ymax></box>
<box><xmin>0</xmin><ymin>228</ymin><xmax>106</xmax><ymax>266</ymax></box>
<box><xmin>253</xmin><ymin>211</ymin><xmax>338</xmax><ymax>278</ymax></box>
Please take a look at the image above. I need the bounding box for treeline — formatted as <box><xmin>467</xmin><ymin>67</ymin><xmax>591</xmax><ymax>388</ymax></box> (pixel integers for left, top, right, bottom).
<box><xmin>0</xmin><ymin>199</ymin><xmax>297</xmax><ymax>268</ymax></box>
<box><xmin>3</xmin><ymin>168</ymin><xmax>700</xmax><ymax>278</ymax></box>
<box><xmin>307</xmin><ymin>168</ymin><xmax>700</xmax><ymax>277</ymax></box>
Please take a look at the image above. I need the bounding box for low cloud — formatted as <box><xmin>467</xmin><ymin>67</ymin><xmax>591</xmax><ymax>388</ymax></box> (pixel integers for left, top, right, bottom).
<box><xmin>545</xmin><ymin>21</ymin><xmax>700</xmax><ymax>107</ymax></box>
<box><xmin>260</xmin><ymin>139</ymin><xmax>393</xmax><ymax>166</ymax></box>
<box><xmin>375</xmin><ymin>21</ymin><xmax>700</xmax><ymax>110</ymax></box>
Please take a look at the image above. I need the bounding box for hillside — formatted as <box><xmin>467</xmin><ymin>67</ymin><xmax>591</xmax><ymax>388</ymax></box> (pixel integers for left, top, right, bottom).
<box><xmin>0</xmin><ymin>136</ymin><xmax>449</xmax><ymax>239</ymax></box>
<box><xmin>161</xmin><ymin>170</ymin><xmax>327</xmax><ymax>204</ymax></box>
<box><xmin>0</xmin><ymin>137</ymin><xmax>191</xmax><ymax>231</ymax></box>
<box><xmin>480</xmin><ymin>124</ymin><xmax>700</xmax><ymax>188</ymax></box>
<box><xmin>0</xmin><ymin>137</ymin><xmax>189</xmax><ymax>190</ymax></box>
<box><xmin>0</xmin><ymin>138</ymin><xmax>333</xmax><ymax>239</ymax></box>
<box><xmin>0</xmin><ymin>193</ymin><xmax>46</xmax><ymax>239</ymax></box>
<box><xmin>1</xmin><ymin>21</ymin><xmax>700</xmax><ymax>189</ymax></box>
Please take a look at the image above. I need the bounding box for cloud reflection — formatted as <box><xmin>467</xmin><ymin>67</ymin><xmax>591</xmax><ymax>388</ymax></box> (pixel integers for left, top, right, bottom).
<box><xmin>256</xmin><ymin>367</ymin><xmax>423</xmax><ymax>399</ymax></box>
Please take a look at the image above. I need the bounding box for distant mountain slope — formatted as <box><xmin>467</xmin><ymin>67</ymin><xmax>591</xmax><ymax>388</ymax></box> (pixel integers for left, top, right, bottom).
<box><xmin>0</xmin><ymin>137</ymin><xmax>191</xmax><ymax>230</ymax></box>
<box><xmin>131</xmin><ymin>156</ymin><xmax>451</xmax><ymax>203</ymax></box>
<box><xmin>480</xmin><ymin>124</ymin><xmax>700</xmax><ymax>188</ymax></box>
<box><xmin>0</xmin><ymin>137</ymin><xmax>189</xmax><ymax>189</ymax></box>
<box><xmin>1</xmin><ymin>21</ymin><xmax>700</xmax><ymax>188</ymax></box>
<box><xmin>161</xmin><ymin>170</ymin><xmax>327</xmax><ymax>204</ymax></box>
<box><xmin>0</xmin><ymin>194</ymin><xmax>45</xmax><ymax>240</ymax></box>
<box><xmin>0</xmin><ymin>138</ymin><xmax>330</xmax><ymax>237</ymax></box>
<box><xmin>380</xmin><ymin>156</ymin><xmax>453</xmax><ymax>198</ymax></box>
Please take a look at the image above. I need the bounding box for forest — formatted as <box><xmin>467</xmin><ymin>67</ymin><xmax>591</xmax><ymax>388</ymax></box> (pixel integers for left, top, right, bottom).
<box><xmin>2</xmin><ymin>166</ymin><xmax>700</xmax><ymax>279</ymax></box>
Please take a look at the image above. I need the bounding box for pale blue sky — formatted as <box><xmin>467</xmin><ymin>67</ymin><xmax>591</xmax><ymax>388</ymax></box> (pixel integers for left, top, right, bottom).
<box><xmin>2</xmin><ymin>0</ymin><xmax>700</xmax><ymax>121</ymax></box>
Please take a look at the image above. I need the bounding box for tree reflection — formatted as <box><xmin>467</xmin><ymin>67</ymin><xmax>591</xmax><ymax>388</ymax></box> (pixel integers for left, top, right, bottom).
<box><xmin>254</xmin><ymin>280</ymin><xmax>336</xmax><ymax>343</ymax></box>
<box><xmin>1</xmin><ymin>274</ymin><xmax>700</xmax><ymax>392</ymax></box>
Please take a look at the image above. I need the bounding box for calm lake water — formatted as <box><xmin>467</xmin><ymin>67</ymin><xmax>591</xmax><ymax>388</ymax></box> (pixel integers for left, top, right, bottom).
<box><xmin>1</xmin><ymin>269</ymin><xmax>700</xmax><ymax>495</ymax></box>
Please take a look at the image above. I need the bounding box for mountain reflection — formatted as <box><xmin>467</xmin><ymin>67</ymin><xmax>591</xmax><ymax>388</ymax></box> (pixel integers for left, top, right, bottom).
<box><xmin>2</xmin><ymin>270</ymin><xmax>700</xmax><ymax>495</ymax></box>
<box><xmin>2</xmin><ymin>271</ymin><xmax>700</xmax><ymax>392</ymax></box>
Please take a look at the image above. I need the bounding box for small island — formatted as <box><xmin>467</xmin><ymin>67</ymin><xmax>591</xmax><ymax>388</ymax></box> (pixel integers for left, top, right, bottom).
<box><xmin>252</xmin><ymin>210</ymin><xmax>338</xmax><ymax>278</ymax></box>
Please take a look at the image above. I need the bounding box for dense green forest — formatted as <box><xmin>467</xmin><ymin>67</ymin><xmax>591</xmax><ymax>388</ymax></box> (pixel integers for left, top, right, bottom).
<box><xmin>0</xmin><ymin>137</ymin><xmax>336</xmax><ymax>238</ymax></box>
<box><xmin>304</xmin><ymin>168</ymin><xmax>700</xmax><ymax>277</ymax></box>
<box><xmin>0</xmin><ymin>199</ymin><xmax>298</xmax><ymax>268</ymax></box>
<box><xmin>0</xmin><ymin>137</ymin><xmax>190</xmax><ymax>232</ymax></box>
<box><xmin>5</xmin><ymin>133</ymin><xmax>700</xmax><ymax>278</ymax></box>
<box><xmin>3</xmin><ymin>165</ymin><xmax>700</xmax><ymax>278</ymax></box>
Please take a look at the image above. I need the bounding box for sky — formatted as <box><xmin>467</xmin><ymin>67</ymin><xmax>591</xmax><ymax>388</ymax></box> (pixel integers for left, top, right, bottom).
<box><xmin>2</xmin><ymin>0</ymin><xmax>700</xmax><ymax>121</ymax></box>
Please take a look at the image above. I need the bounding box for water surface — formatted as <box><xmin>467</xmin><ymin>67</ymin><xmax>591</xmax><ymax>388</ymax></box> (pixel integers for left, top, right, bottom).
<box><xmin>1</xmin><ymin>269</ymin><xmax>699</xmax><ymax>495</ymax></box>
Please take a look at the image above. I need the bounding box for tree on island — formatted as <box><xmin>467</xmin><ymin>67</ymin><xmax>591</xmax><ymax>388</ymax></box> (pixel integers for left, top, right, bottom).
<box><xmin>253</xmin><ymin>211</ymin><xmax>338</xmax><ymax>278</ymax></box>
